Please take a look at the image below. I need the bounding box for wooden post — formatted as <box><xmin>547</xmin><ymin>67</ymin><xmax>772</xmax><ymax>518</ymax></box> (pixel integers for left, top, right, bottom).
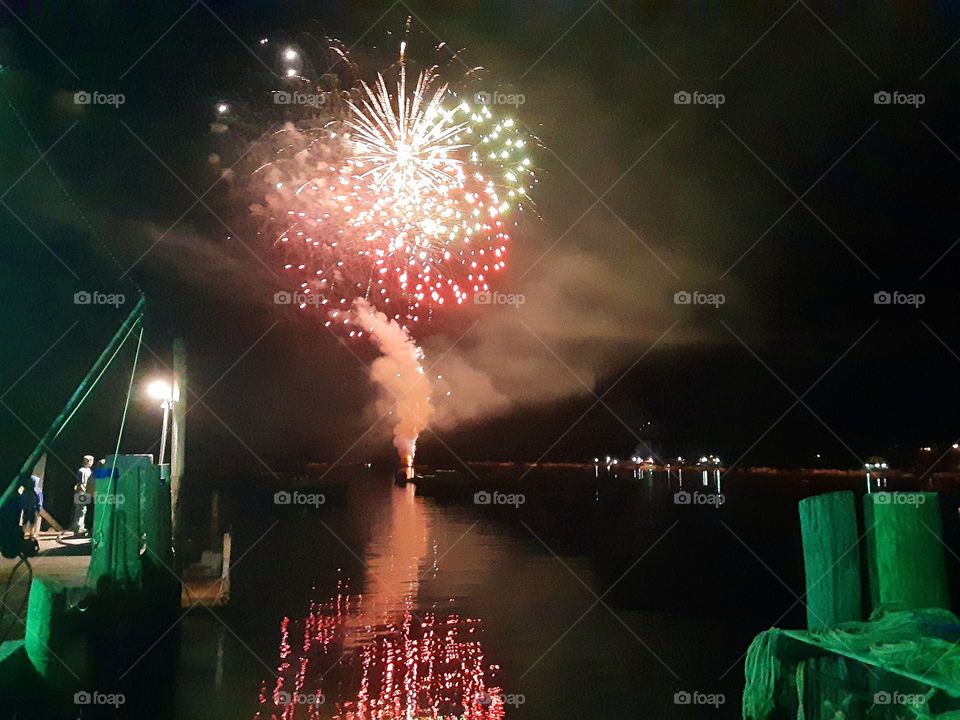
<box><xmin>864</xmin><ymin>492</ymin><xmax>949</xmax><ymax>611</ymax></box>
<box><xmin>798</xmin><ymin>491</ymin><xmax>862</xmax><ymax>629</ymax></box>
<box><xmin>171</xmin><ymin>339</ymin><xmax>186</xmax><ymax>567</ymax></box>
<box><xmin>219</xmin><ymin>531</ymin><xmax>232</xmax><ymax>604</ymax></box>
<box><xmin>209</xmin><ymin>491</ymin><xmax>220</xmax><ymax>551</ymax></box>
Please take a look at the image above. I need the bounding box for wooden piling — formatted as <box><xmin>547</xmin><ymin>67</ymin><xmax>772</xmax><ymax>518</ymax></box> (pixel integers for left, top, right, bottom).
<box><xmin>864</xmin><ymin>492</ymin><xmax>949</xmax><ymax>611</ymax></box>
<box><xmin>798</xmin><ymin>491</ymin><xmax>862</xmax><ymax>629</ymax></box>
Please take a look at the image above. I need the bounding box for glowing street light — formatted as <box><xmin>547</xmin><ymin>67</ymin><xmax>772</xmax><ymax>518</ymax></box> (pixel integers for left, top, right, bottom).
<box><xmin>147</xmin><ymin>379</ymin><xmax>173</xmax><ymax>402</ymax></box>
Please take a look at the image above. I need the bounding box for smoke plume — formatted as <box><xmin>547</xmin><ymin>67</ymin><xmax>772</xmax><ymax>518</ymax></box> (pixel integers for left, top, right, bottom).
<box><xmin>352</xmin><ymin>299</ymin><xmax>434</xmax><ymax>466</ymax></box>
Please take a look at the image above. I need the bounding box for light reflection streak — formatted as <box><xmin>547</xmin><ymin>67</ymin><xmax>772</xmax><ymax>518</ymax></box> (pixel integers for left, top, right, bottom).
<box><xmin>254</xmin><ymin>487</ymin><xmax>506</xmax><ymax>719</ymax></box>
<box><xmin>254</xmin><ymin>589</ymin><xmax>505</xmax><ymax>719</ymax></box>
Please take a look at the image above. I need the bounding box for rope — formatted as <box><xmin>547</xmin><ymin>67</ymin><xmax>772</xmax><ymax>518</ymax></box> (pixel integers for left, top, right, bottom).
<box><xmin>810</xmin><ymin>609</ymin><xmax>960</xmax><ymax>680</ymax></box>
<box><xmin>52</xmin><ymin>317</ymin><xmax>142</xmax><ymax>442</ymax></box>
<box><xmin>93</xmin><ymin>324</ymin><xmax>144</xmax><ymax>551</ymax></box>
<box><xmin>742</xmin><ymin>628</ymin><xmax>784</xmax><ymax>719</ymax></box>
<box><xmin>795</xmin><ymin>660</ymin><xmax>805</xmax><ymax>720</ymax></box>
<box><xmin>0</xmin><ymin>556</ymin><xmax>32</xmax><ymax>644</ymax></box>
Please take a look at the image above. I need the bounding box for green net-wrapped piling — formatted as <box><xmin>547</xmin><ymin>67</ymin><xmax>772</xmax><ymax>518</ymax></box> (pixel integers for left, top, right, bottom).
<box><xmin>799</xmin><ymin>491</ymin><xmax>862</xmax><ymax>630</ymax></box>
<box><xmin>85</xmin><ymin>453</ymin><xmax>178</xmax><ymax>664</ymax></box>
<box><xmin>88</xmin><ymin>454</ymin><xmax>172</xmax><ymax>593</ymax></box>
<box><xmin>864</xmin><ymin>492</ymin><xmax>949</xmax><ymax>612</ymax></box>
<box><xmin>87</xmin><ymin>458</ymin><xmax>144</xmax><ymax>592</ymax></box>
<box><xmin>24</xmin><ymin>577</ymin><xmax>67</xmax><ymax>684</ymax></box>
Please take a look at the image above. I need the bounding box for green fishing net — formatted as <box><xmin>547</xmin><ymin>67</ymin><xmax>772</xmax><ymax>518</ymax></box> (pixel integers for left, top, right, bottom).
<box><xmin>744</xmin><ymin>609</ymin><xmax>960</xmax><ymax>719</ymax></box>
<box><xmin>745</xmin><ymin>491</ymin><xmax>958</xmax><ymax>719</ymax></box>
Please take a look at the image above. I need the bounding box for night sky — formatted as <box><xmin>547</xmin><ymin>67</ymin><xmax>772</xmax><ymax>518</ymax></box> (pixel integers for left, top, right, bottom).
<box><xmin>2</xmin><ymin>1</ymin><xmax>960</xmax><ymax>487</ymax></box>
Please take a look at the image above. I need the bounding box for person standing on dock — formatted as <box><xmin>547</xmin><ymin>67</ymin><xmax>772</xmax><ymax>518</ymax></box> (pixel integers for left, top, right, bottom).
<box><xmin>20</xmin><ymin>474</ymin><xmax>41</xmax><ymax>539</ymax></box>
<box><xmin>72</xmin><ymin>455</ymin><xmax>94</xmax><ymax>535</ymax></box>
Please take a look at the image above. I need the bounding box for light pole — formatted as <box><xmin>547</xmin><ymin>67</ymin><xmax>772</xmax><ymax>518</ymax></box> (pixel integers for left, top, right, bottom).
<box><xmin>147</xmin><ymin>379</ymin><xmax>174</xmax><ymax>465</ymax></box>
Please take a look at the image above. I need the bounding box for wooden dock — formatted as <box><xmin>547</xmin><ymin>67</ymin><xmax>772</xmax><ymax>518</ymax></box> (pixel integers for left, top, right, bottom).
<box><xmin>0</xmin><ymin>525</ymin><xmax>229</xmax><ymax>648</ymax></box>
<box><xmin>0</xmin><ymin>534</ymin><xmax>90</xmax><ymax>642</ymax></box>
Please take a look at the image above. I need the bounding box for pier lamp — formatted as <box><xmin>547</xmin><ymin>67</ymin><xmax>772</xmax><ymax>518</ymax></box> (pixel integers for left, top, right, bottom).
<box><xmin>147</xmin><ymin>379</ymin><xmax>175</xmax><ymax>465</ymax></box>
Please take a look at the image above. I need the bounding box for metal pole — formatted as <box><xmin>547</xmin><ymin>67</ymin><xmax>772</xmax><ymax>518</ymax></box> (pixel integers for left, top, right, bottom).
<box><xmin>158</xmin><ymin>401</ymin><xmax>170</xmax><ymax>466</ymax></box>
<box><xmin>1</xmin><ymin>296</ymin><xmax>146</xmax><ymax>508</ymax></box>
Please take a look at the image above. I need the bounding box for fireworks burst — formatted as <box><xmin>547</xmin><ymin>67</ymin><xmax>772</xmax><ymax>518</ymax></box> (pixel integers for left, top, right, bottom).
<box><xmin>347</xmin><ymin>67</ymin><xmax>468</xmax><ymax>200</ymax></box>
<box><xmin>235</xmin><ymin>31</ymin><xmax>537</xmax><ymax>468</ymax></box>
<box><xmin>249</xmin><ymin>40</ymin><xmax>535</xmax><ymax>328</ymax></box>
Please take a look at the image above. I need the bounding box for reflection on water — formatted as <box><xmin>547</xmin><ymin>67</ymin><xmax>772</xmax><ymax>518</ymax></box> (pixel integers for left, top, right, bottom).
<box><xmin>254</xmin><ymin>485</ymin><xmax>506</xmax><ymax>719</ymax></box>
<box><xmin>254</xmin><ymin>590</ymin><xmax>505</xmax><ymax>719</ymax></box>
<box><xmin>355</xmin><ymin>484</ymin><xmax>428</xmax><ymax>636</ymax></box>
<box><xmin>179</xmin><ymin>465</ymin><xmax>926</xmax><ymax>719</ymax></box>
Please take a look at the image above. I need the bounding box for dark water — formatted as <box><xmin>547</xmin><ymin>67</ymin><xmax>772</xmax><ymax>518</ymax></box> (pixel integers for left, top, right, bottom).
<box><xmin>113</xmin><ymin>468</ymin><xmax>960</xmax><ymax>719</ymax></box>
